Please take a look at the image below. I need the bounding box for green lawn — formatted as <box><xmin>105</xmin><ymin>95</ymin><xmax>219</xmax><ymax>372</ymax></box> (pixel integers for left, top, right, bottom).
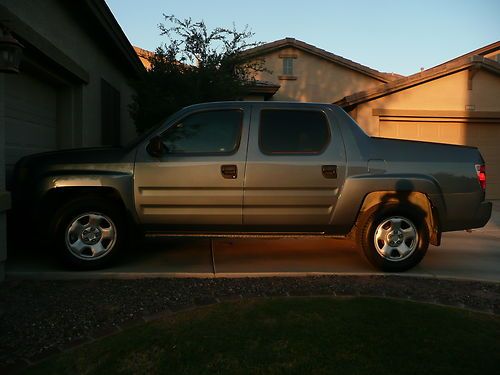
<box><xmin>24</xmin><ymin>297</ymin><xmax>499</xmax><ymax>375</ymax></box>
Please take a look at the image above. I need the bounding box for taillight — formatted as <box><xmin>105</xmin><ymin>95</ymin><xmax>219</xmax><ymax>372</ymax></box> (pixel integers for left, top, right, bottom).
<box><xmin>475</xmin><ymin>164</ymin><xmax>486</xmax><ymax>191</ymax></box>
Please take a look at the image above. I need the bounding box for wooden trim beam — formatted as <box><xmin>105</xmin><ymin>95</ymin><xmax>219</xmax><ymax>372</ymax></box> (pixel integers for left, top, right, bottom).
<box><xmin>372</xmin><ymin>109</ymin><xmax>500</xmax><ymax>119</ymax></box>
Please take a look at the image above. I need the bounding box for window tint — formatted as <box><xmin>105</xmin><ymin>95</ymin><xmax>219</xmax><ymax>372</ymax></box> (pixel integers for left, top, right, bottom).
<box><xmin>161</xmin><ymin>110</ymin><xmax>242</xmax><ymax>154</ymax></box>
<box><xmin>259</xmin><ymin>110</ymin><xmax>330</xmax><ymax>154</ymax></box>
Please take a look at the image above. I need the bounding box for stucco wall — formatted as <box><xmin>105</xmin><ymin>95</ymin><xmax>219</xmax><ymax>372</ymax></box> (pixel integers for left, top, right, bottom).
<box><xmin>352</xmin><ymin>69</ymin><xmax>500</xmax><ymax>135</ymax></box>
<box><xmin>253</xmin><ymin>47</ymin><xmax>385</xmax><ymax>103</ymax></box>
<box><xmin>2</xmin><ymin>0</ymin><xmax>137</xmax><ymax>146</ymax></box>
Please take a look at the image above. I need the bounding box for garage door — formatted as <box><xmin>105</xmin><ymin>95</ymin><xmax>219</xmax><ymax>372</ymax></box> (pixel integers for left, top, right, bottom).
<box><xmin>380</xmin><ymin>119</ymin><xmax>500</xmax><ymax>199</ymax></box>
<box><xmin>466</xmin><ymin>123</ymin><xmax>500</xmax><ymax>200</ymax></box>
<box><xmin>4</xmin><ymin>73</ymin><xmax>58</xmax><ymax>183</ymax></box>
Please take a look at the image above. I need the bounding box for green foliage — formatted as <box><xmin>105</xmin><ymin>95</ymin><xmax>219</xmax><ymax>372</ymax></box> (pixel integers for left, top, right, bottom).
<box><xmin>129</xmin><ymin>15</ymin><xmax>266</xmax><ymax>134</ymax></box>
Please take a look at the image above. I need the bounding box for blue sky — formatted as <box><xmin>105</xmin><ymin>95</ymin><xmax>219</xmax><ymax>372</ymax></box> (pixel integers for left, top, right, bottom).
<box><xmin>106</xmin><ymin>0</ymin><xmax>500</xmax><ymax>76</ymax></box>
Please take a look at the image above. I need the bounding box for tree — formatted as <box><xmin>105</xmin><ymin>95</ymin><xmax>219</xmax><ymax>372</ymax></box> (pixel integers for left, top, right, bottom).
<box><xmin>129</xmin><ymin>15</ymin><xmax>266</xmax><ymax>133</ymax></box>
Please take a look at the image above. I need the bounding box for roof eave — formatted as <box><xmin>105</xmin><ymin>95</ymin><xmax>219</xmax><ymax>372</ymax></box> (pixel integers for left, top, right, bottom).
<box><xmin>335</xmin><ymin>56</ymin><xmax>500</xmax><ymax>108</ymax></box>
<box><xmin>245</xmin><ymin>82</ymin><xmax>281</xmax><ymax>98</ymax></box>
<box><xmin>85</xmin><ymin>0</ymin><xmax>145</xmax><ymax>77</ymax></box>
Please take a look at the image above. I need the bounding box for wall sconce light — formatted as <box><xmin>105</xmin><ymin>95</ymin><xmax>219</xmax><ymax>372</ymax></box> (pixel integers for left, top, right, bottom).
<box><xmin>0</xmin><ymin>26</ymin><xmax>23</xmax><ymax>74</ymax></box>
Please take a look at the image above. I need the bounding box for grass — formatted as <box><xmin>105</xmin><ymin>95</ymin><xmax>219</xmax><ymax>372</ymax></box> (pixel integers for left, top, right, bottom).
<box><xmin>24</xmin><ymin>297</ymin><xmax>499</xmax><ymax>375</ymax></box>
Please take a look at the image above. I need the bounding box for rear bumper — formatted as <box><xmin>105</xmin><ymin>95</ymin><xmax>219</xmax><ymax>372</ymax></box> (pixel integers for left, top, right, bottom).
<box><xmin>438</xmin><ymin>193</ymin><xmax>492</xmax><ymax>232</ymax></box>
<box><xmin>468</xmin><ymin>200</ymin><xmax>493</xmax><ymax>229</ymax></box>
<box><xmin>473</xmin><ymin>202</ymin><xmax>493</xmax><ymax>228</ymax></box>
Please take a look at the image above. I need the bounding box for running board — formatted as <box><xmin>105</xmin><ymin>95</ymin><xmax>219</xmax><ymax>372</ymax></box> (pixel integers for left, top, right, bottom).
<box><xmin>145</xmin><ymin>232</ymin><xmax>347</xmax><ymax>239</ymax></box>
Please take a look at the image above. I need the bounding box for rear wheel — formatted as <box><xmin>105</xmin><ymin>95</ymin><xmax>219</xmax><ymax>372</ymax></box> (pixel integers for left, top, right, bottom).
<box><xmin>52</xmin><ymin>197</ymin><xmax>125</xmax><ymax>269</ymax></box>
<box><xmin>358</xmin><ymin>206</ymin><xmax>429</xmax><ymax>272</ymax></box>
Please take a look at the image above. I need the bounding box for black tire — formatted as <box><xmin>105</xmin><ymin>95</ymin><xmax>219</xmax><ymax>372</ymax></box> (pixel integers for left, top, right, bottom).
<box><xmin>357</xmin><ymin>204</ymin><xmax>429</xmax><ymax>272</ymax></box>
<box><xmin>51</xmin><ymin>196</ymin><xmax>125</xmax><ymax>270</ymax></box>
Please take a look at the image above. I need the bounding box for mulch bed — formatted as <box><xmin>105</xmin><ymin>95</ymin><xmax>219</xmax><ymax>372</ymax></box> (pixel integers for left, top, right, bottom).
<box><xmin>0</xmin><ymin>275</ymin><xmax>499</xmax><ymax>372</ymax></box>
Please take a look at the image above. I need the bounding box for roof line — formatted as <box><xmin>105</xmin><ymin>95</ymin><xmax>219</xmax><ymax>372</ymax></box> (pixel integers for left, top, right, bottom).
<box><xmin>335</xmin><ymin>56</ymin><xmax>500</xmax><ymax>108</ymax></box>
<box><xmin>86</xmin><ymin>0</ymin><xmax>145</xmax><ymax>77</ymax></box>
<box><xmin>432</xmin><ymin>40</ymin><xmax>500</xmax><ymax>69</ymax></box>
<box><xmin>242</xmin><ymin>37</ymin><xmax>401</xmax><ymax>83</ymax></box>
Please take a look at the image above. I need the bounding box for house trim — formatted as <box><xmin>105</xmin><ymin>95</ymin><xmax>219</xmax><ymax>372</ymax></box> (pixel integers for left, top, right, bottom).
<box><xmin>373</xmin><ymin>109</ymin><xmax>500</xmax><ymax>119</ymax></box>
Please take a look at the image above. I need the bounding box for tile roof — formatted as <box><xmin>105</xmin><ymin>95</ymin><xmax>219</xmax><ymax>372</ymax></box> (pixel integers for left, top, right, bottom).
<box><xmin>434</xmin><ymin>40</ymin><xmax>500</xmax><ymax>68</ymax></box>
<box><xmin>335</xmin><ymin>53</ymin><xmax>500</xmax><ymax>109</ymax></box>
<box><xmin>134</xmin><ymin>46</ymin><xmax>153</xmax><ymax>70</ymax></box>
<box><xmin>242</xmin><ymin>37</ymin><xmax>402</xmax><ymax>83</ymax></box>
<box><xmin>245</xmin><ymin>80</ymin><xmax>281</xmax><ymax>98</ymax></box>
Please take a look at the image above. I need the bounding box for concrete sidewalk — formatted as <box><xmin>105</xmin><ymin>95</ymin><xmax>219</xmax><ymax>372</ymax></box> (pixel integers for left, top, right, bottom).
<box><xmin>6</xmin><ymin>201</ymin><xmax>500</xmax><ymax>282</ymax></box>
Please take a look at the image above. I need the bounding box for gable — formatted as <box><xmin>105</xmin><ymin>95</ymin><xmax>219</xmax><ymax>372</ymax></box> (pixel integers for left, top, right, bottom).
<box><xmin>251</xmin><ymin>46</ymin><xmax>387</xmax><ymax>102</ymax></box>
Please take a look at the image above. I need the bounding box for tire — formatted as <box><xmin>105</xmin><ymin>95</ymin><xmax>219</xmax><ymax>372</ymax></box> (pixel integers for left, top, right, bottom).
<box><xmin>357</xmin><ymin>204</ymin><xmax>429</xmax><ymax>272</ymax></box>
<box><xmin>51</xmin><ymin>196</ymin><xmax>125</xmax><ymax>270</ymax></box>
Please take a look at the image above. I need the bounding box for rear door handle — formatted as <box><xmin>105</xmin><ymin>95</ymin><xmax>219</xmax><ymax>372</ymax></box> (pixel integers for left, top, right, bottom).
<box><xmin>322</xmin><ymin>165</ymin><xmax>337</xmax><ymax>179</ymax></box>
<box><xmin>221</xmin><ymin>164</ymin><xmax>237</xmax><ymax>179</ymax></box>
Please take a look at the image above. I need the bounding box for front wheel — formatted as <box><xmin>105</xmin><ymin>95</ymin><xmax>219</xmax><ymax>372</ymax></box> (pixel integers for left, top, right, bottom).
<box><xmin>358</xmin><ymin>206</ymin><xmax>429</xmax><ymax>272</ymax></box>
<box><xmin>52</xmin><ymin>197</ymin><xmax>125</xmax><ymax>269</ymax></box>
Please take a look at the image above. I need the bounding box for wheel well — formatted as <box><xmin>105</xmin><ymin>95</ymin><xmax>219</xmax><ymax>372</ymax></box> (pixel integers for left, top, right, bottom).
<box><xmin>39</xmin><ymin>187</ymin><xmax>127</xmax><ymax>219</ymax></box>
<box><xmin>356</xmin><ymin>191</ymin><xmax>441</xmax><ymax>246</ymax></box>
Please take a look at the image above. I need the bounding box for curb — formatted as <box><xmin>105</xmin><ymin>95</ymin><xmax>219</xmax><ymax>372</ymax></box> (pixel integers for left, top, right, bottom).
<box><xmin>6</xmin><ymin>271</ymin><xmax>500</xmax><ymax>284</ymax></box>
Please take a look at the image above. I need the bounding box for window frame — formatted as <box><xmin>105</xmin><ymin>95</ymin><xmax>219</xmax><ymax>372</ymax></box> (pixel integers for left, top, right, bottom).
<box><xmin>258</xmin><ymin>109</ymin><xmax>332</xmax><ymax>156</ymax></box>
<box><xmin>159</xmin><ymin>109</ymin><xmax>244</xmax><ymax>156</ymax></box>
<box><xmin>282</xmin><ymin>57</ymin><xmax>294</xmax><ymax>75</ymax></box>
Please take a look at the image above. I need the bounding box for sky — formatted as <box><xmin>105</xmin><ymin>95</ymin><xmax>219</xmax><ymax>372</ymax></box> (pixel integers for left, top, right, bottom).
<box><xmin>106</xmin><ymin>0</ymin><xmax>500</xmax><ymax>76</ymax></box>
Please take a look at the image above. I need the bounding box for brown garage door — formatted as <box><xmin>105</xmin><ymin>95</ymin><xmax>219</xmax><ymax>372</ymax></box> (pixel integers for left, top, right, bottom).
<box><xmin>380</xmin><ymin>119</ymin><xmax>500</xmax><ymax>199</ymax></box>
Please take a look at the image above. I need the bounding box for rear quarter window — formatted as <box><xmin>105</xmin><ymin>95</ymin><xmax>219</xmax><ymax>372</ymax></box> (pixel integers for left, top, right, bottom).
<box><xmin>259</xmin><ymin>109</ymin><xmax>330</xmax><ymax>155</ymax></box>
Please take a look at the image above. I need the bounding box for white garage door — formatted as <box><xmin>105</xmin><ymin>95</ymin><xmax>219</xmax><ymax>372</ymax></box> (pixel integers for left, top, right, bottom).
<box><xmin>380</xmin><ymin>119</ymin><xmax>500</xmax><ymax>199</ymax></box>
<box><xmin>5</xmin><ymin>73</ymin><xmax>58</xmax><ymax>180</ymax></box>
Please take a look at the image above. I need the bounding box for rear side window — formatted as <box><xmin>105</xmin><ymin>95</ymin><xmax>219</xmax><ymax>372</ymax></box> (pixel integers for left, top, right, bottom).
<box><xmin>259</xmin><ymin>110</ymin><xmax>330</xmax><ymax>154</ymax></box>
<box><xmin>161</xmin><ymin>110</ymin><xmax>242</xmax><ymax>154</ymax></box>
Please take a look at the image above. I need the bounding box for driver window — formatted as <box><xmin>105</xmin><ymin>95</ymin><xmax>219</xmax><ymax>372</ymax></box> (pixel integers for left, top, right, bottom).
<box><xmin>161</xmin><ymin>110</ymin><xmax>242</xmax><ymax>154</ymax></box>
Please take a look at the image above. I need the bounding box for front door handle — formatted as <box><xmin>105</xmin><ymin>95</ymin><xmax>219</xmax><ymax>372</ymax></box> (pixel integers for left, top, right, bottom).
<box><xmin>322</xmin><ymin>165</ymin><xmax>337</xmax><ymax>179</ymax></box>
<box><xmin>221</xmin><ymin>164</ymin><xmax>237</xmax><ymax>179</ymax></box>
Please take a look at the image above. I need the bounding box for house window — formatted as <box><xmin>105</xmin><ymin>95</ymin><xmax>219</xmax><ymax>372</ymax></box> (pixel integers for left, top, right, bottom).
<box><xmin>282</xmin><ymin>57</ymin><xmax>294</xmax><ymax>75</ymax></box>
<box><xmin>101</xmin><ymin>79</ymin><xmax>121</xmax><ymax>146</ymax></box>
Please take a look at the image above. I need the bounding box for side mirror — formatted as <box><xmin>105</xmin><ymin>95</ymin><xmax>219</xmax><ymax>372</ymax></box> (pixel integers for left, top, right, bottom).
<box><xmin>146</xmin><ymin>136</ymin><xmax>167</xmax><ymax>157</ymax></box>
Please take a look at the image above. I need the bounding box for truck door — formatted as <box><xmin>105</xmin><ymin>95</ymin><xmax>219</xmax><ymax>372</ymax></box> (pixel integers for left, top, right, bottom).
<box><xmin>243</xmin><ymin>105</ymin><xmax>346</xmax><ymax>228</ymax></box>
<box><xmin>134</xmin><ymin>105</ymin><xmax>249</xmax><ymax>226</ymax></box>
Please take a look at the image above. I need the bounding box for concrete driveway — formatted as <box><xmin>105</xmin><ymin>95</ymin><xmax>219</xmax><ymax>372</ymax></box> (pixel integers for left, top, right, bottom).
<box><xmin>6</xmin><ymin>202</ymin><xmax>500</xmax><ymax>282</ymax></box>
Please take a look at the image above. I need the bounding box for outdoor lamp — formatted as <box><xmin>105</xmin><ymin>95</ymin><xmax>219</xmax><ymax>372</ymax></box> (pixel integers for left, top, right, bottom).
<box><xmin>0</xmin><ymin>26</ymin><xmax>23</xmax><ymax>73</ymax></box>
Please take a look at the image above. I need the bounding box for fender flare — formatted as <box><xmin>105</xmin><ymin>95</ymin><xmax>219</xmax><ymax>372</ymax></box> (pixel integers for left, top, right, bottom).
<box><xmin>331</xmin><ymin>173</ymin><xmax>445</xmax><ymax>245</ymax></box>
<box><xmin>37</xmin><ymin>172</ymin><xmax>138</xmax><ymax>223</ymax></box>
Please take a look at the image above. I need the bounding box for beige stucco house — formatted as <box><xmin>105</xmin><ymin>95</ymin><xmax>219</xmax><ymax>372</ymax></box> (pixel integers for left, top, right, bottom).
<box><xmin>336</xmin><ymin>41</ymin><xmax>500</xmax><ymax>199</ymax></box>
<box><xmin>0</xmin><ymin>0</ymin><xmax>144</xmax><ymax>279</ymax></box>
<box><xmin>242</xmin><ymin>38</ymin><xmax>401</xmax><ymax>102</ymax></box>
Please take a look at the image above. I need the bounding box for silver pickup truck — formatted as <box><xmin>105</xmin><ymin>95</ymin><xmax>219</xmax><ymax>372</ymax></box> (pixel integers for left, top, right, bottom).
<box><xmin>12</xmin><ymin>102</ymin><xmax>492</xmax><ymax>272</ymax></box>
